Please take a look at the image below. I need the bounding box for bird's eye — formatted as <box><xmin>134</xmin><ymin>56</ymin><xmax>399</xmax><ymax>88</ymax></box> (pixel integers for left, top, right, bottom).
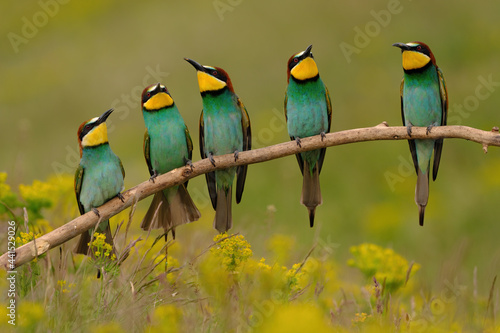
<box><xmin>147</xmin><ymin>93</ymin><xmax>151</xmax><ymax>98</ymax></box>
<box><xmin>213</xmin><ymin>70</ymin><xmax>218</xmax><ymax>76</ymax></box>
<box><xmin>85</xmin><ymin>124</ymin><xmax>91</xmax><ymax>131</ymax></box>
<box><xmin>416</xmin><ymin>45</ymin><xmax>422</xmax><ymax>50</ymax></box>
<box><xmin>294</xmin><ymin>58</ymin><xmax>299</xmax><ymax>63</ymax></box>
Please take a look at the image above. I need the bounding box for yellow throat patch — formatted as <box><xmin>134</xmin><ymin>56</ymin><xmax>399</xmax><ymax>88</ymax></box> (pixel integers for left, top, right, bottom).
<box><xmin>291</xmin><ymin>57</ymin><xmax>319</xmax><ymax>81</ymax></box>
<box><xmin>82</xmin><ymin>122</ymin><xmax>108</xmax><ymax>147</ymax></box>
<box><xmin>197</xmin><ymin>71</ymin><xmax>226</xmax><ymax>93</ymax></box>
<box><xmin>402</xmin><ymin>50</ymin><xmax>431</xmax><ymax>71</ymax></box>
<box><xmin>143</xmin><ymin>92</ymin><xmax>174</xmax><ymax>110</ymax></box>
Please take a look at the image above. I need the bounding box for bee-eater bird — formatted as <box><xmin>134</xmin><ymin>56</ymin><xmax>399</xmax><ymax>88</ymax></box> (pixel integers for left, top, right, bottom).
<box><xmin>184</xmin><ymin>58</ymin><xmax>251</xmax><ymax>233</ymax></box>
<box><xmin>393</xmin><ymin>41</ymin><xmax>448</xmax><ymax>226</ymax></box>
<box><xmin>75</xmin><ymin>109</ymin><xmax>125</xmax><ymax>256</ymax></box>
<box><xmin>285</xmin><ymin>44</ymin><xmax>332</xmax><ymax>227</ymax></box>
<box><xmin>140</xmin><ymin>83</ymin><xmax>201</xmax><ymax>238</ymax></box>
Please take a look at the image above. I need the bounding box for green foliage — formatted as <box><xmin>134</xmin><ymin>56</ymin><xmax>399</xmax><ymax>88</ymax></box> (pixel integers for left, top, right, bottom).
<box><xmin>347</xmin><ymin>243</ymin><xmax>420</xmax><ymax>293</ymax></box>
<box><xmin>2</xmin><ymin>185</ymin><xmax>499</xmax><ymax>332</ymax></box>
<box><xmin>88</xmin><ymin>232</ymin><xmax>118</xmax><ymax>277</ymax></box>
<box><xmin>0</xmin><ymin>172</ymin><xmax>21</xmax><ymax>218</ymax></box>
<box><xmin>0</xmin><ymin>172</ymin><xmax>75</xmax><ymax>231</ymax></box>
<box><xmin>15</xmin><ymin>231</ymin><xmax>43</xmax><ymax>298</ymax></box>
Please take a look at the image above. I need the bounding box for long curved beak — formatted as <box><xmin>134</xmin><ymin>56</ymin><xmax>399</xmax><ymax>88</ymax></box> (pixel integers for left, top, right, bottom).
<box><xmin>392</xmin><ymin>42</ymin><xmax>411</xmax><ymax>51</ymax></box>
<box><xmin>303</xmin><ymin>44</ymin><xmax>313</xmax><ymax>58</ymax></box>
<box><xmin>96</xmin><ymin>108</ymin><xmax>113</xmax><ymax>125</ymax></box>
<box><xmin>184</xmin><ymin>58</ymin><xmax>205</xmax><ymax>72</ymax></box>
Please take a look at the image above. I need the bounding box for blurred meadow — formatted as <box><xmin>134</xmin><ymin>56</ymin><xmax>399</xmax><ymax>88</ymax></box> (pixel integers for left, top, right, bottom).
<box><xmin>1</xmin><ymin>0</ymin><xmax>500</xmax><ymax>331</ymax></box>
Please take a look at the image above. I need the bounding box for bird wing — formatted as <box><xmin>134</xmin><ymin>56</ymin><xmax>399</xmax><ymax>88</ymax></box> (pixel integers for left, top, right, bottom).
<box><xmin>74</xmin><ymin>165</ymin><xmax>85</xmax><ymax>215</ymax></box>
<box><xmin>119</xmin><ymin>159</ymin><xmax>125</xmax><ymax>181</ymax></box>
<box><xmin>236</xmin><ymin>98</ymin><xmax>251</xmax><ymax>204</ymax></box>
<box><xmin>184</xmin><ymin>126</ymin><xmax>193</xmax><ymax>188</ymax></box>
<box><xmin>432</xmin><ymin>67</ymin><xmax>448</xmax><ymax>180</ymax></box>
<box><xmin>143</xmin><ymin>130</ymin><xmax>154</xmax><ymax>177</ymax></box>
<box><xmin>284</xmin><ymin>91</ymin><xmax>305</xmax><ymax>175</ymax></box>
<box><xmin>400</xmin><ymin>77</ymin><xmax>419</xmax><ymax>175</ymax></box>
<box><xmin>317</xmin><ymin>85</ymin><xmax>333</xmax><ymax>174</ymax></box>
<box><xmin>199</xmin><ymin>110</ymin><xmax>217</xmax><ymax>209</ymax></box>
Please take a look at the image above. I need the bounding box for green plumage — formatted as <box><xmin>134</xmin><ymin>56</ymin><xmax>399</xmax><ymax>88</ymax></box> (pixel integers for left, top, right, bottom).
<box><xmin>285</xmin><ymin>45</ymin><xmax>332</xmax><ymax>227</ymax></box>
<box><xmin>184</xmin><ymin>59</ymin><xmax>251</xmax><ymax>233</ymax></box>
<box><xmin>395</xmin><ymin>41</ymin><xmax>448</xmax><ymax>226</ymax></box>
<box><xmin>140</xmin><ymin>84</ymin><xmax>200</xmax><ymax>237</ymax></box>
<box><xmin>199</xmin><ymin>89</ymin><xmax>251</xmax><ymax>233</ymax></box>
<box><xmin>75</xmin><ymin>117</ymin><xmax>124</xmax><ymax>256</ymax></box>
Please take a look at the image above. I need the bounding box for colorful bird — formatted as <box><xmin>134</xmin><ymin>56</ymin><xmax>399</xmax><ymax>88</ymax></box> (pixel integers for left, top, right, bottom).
<box><xmin>285</xmin><ymin>44</ymin><xmax>332</xmax><ymax>227</ymax></box>
<box><xmin>140</xmin><ymin>83</ymin><xmax>201</xmax><ymax>238</ymax></box>
<box><xmin>74</xmin><ymin>109</ymin><xmax>125</xmax><ymax>256</ymax></box>
<box><xmin>185</xmin><ymin>58</ymin><xmax>251</xmax><ymax>233</ymax></box>
<box><xmin>393</xmin><ymin>41</ymin><xmax>448</xmax><ymax>225</ymax></box>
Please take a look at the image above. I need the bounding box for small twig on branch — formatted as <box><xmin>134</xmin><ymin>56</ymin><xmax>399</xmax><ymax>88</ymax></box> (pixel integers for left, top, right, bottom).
<box><xmin>2</xmin><ymin>123</ymin><xmax>500</xmax><ymax>270</ymax></box>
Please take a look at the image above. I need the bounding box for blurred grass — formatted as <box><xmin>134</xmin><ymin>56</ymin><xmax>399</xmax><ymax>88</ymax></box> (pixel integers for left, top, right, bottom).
<box><xmin>2</xmin><ymin>0</ymin><xmax>500</xmax><ymax>329</ymax></box>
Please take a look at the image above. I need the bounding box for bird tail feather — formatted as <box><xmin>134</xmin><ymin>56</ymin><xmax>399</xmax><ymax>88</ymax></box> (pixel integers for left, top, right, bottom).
<box><xmin>75</xmin><ymin>220</ymin><xmax>114</xmax><ymax>256</ymax></box>
<box><xmin>301</xmin><ymin>161</ymin><xmax>322</xmax><ymax>227</ymax></box>
<box><xmin>415</xmin><ymin>168</ymin><xmax>429</xmax><ymax>226</ymax></box>
<box><xmin>214</xmin><ymin>187</ymin><xmax>232</xmax><ymax>233</ymax></box>
<box><xmin>141</xmin><ymin>184</ymin><xmax>201</xmax><ymax>238</ymax></box>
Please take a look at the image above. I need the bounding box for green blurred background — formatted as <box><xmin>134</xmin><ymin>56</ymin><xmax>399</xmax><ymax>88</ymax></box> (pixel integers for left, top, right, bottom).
<box><xmin>2</xmin><ymin>0</ymin><xmax>500</xmax><ymax>293</ymax></box>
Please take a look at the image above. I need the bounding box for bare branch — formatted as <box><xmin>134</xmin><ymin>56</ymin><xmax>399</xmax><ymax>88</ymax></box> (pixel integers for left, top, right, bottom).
<box><xmin>2</xmin><ymin>124</ymin><xmax>500</xmax><ymax>270</ymax></box>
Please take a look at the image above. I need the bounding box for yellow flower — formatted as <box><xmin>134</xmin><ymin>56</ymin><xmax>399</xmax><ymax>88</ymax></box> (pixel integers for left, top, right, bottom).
<box><xmin>257</xmin><ymin>257</ymin><xmax>272</xmax><ymax>271</ymax></box>
<box><xmin>211</xmin><ymin>233</ymin><xmax>253</xmax><ymax>272</ymax></box>
<box><xmin>18</xmin><ymin>301</ymin><xmax>45</xmax><ymax>329</ymax></box>
<box><xmin>147</xmin><ymin>305</ymin><xmax>182</xmax><ymax>333</ymax></box>
<box><xmin>89</xmin><ymin>232</ymin><xmax>115</xmax><ymax>261</ymax></box>
<box><xmin>260</xmin><ymin>304</ymin><xmax>333</xmax><ymax>333</ymax></box>
<box><xmin>352</xmin><ymin>312</ymin><xmax>372</xmax><ymax>325</ymax></box>
<box><xmin>17</xmin><ymin>231</ymin><xmax>42</xmax><ymax>245</ymax></box>
<box><xmin>348</xmin><ymin>243</ymin><xmax>420</xmax><ymax>292</ymax></box>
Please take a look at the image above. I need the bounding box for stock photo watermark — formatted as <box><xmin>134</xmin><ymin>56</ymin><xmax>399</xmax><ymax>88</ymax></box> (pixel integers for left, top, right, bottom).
<box><xmin>188</xmin><ymin>106</ymin><xmax>288</xmax><ymax>210</ymax></box>
<box><xmin>238</xmin><ymin>235</ymin><xmax>339</xmax><ymax>332</ymax></box>
<box><xmin>339</xmin><ymin>0</ymin><xmax>410</xmax><ymax>64</ymax></box>
<box><xmin>7</xmin><ymin>0</ymin><xmax>71</xmax><ymax>54</ymax></box>
<box><xmin>410</xmin><ymin>277</ymin><xmax>467</xmax><ymax>331</ymax></box>
<box><xmin>51</xmin><ymin>65</ymin><xmax>169</xmax><ymax>179</ymax></box>
<box><xmin>213</xmin><ymin>0</ymin><xmax>244</xmax><ymax>21</ymax></box>
<box><xmin>6</xmin><ymin>221</ymin><xmax>17</xmax><ymax>326</ymax></box>
<box><xmin>384</xmin><ymin>73</ymin><xmax>500</xmax><ymax>191</ymax></box>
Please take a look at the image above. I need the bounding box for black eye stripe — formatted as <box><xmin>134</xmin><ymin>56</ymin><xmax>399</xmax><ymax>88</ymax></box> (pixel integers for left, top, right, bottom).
<box><xmin>79</xmin><ymin>123</ymin><xmax>95</xmax><ymax>141</ymax></box>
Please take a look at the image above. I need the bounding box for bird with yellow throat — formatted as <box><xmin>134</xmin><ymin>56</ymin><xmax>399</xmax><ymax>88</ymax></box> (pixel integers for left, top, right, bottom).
<box><xmin>185</xmin><ymin>58</ymin><xmax>251</xmax><ymax>233</ymax></box>
<box><xmin>393</xmin><ymin>41</ymin><xmax>448</xmax><ymax>225</ymax></box>
<box><xmin>74</xmin><ymin>109</ymin><xmax>125</xmax><ymax>256</ymax></box>
<box><xmin>284</xmin><ymin>44</ymin><xmax>332</xmax><ymax>227</ymax></box>
<box><xmin>140</xmin><ymin>83</ymin><xmax>200</xmax><ymax>239</ymax></box>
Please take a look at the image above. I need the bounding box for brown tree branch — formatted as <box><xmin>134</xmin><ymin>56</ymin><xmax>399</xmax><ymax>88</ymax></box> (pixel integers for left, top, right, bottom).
<box><xmin>2</xmin><ymin>123</ymin><xmax>500</xmax><ymax>270</ymax></box>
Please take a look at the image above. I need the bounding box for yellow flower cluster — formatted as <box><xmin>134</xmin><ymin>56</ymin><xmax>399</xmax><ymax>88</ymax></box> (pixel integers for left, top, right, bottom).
<box><xmin>0</xmin><ymin>172</ymin><xmax>19</xmax><ymax>216</ymax></box>
<box><xmin>57</xmin><ymin>280</ymin><xmax>76</xmax><ymax>293</ymax></box>
<box><xmin>257</xmin><ymin>257</ymin><xmax>272</xmax><ymax>270</ymax></box>
<box><xmin>0</xmin><ymin>172</ymin><xmax>12</xmax><ymax>198</ymax></box>
<box><xmin>352</xmin><ymin>312</ymin><xmax>371</xmax><ymax>325</ymax></box>
<box><xmin>89</xmin><ymin>232</ymin><xmax>116</xmax><ymax>261</ymax></box>
<box><xmin>211</xmin><ymin>233</ymin><xmax>253</xmax><ymax>272</ymax></box>
<box><xmin>19</xmin><ymin>179</ymin><xmax>56</xmax><ymax>208</ymax></box>
<box><xmin>16</xmin><ymin>231</ymin><xmax>42</xmax><ymax>246</ymax></box>
<box><xmin>148</xmin><ymin>305</ymin><xmax>182</xmax><ymax>333</ymax></box>
<box><xmin>347</xmin><ymin>243</ymin><xmax>420</xmax><ymax>292</ymax></box>
<box><xmin>284</xmin><ymin>263</ymin><xmax>307</xmax><ymax>293</ymax></box>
